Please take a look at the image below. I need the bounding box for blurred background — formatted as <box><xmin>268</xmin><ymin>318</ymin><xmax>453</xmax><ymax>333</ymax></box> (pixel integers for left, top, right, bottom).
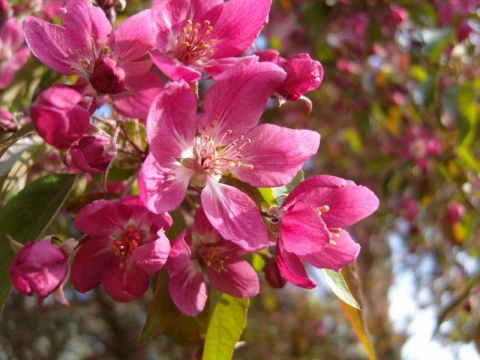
<box><xmin>1</xmin><ymin>0</ymin><xmax>480</xmax><ymax>359</ymax></box>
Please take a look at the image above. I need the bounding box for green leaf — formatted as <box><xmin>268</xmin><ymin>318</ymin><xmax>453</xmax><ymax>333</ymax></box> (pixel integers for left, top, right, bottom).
<box><xmin>420</xmin><ymin>27</ymin><xmax>453</xmax><ymax>62</ymax></box>
<box><xmin>203</xmin><ymin>292</ymin><xmax>249</xmax><ymax>360</ymax></box>
<box><xmin>321</xmin><ymin>269</ymin><xmax>360</xmax><ymax>309</ymax></box>
<box><xmin>458</xmin><ymin>83</ymin><xmax>477</xmax><ymax>145</ymax></box>
<box><xmin>0</xmin><ymin>122</ymin><xmax>35</xmax><ymax>157</ymax></box>
<box><xmin>0</xmin><ymin>173</ymin><xmax>77</xmax><ymax>313</ymax></box>
<box><xmin>136</xmin><ymin>269</ymin><xmax>181</xmax><ymax>345</ymax></box>
<box><xmin>257</xmin><ymin>187</ymin><xmax>277</xmax><ymax>207</ymax></box>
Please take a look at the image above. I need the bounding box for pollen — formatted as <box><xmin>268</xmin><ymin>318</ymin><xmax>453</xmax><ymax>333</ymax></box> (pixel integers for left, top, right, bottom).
<box><xmin>111</xmin><ymin>225</ymin><xmax>143</xmax><ymax>268</ymax></box>
<box><xmin>176</xmin><ymin>19</ymin><xmax>216</xmax><ymax>64</ymax></box>
<box><xmin>199</xmin><ymin>245</ymin><xmax>228</xmax><ymax>273</ymax></box>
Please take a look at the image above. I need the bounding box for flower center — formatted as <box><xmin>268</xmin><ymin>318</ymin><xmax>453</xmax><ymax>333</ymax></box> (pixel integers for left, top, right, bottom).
<box><xmin>198</xmin><ymin>244</ymin><xmax>228</xmax><ymax>273</ymax></box>
<box><xmin>175</xmin><ymin>19</ymin><xmax>216</xmax><ymax>64</ymax></box>
<box><xmin>111</xmin><ymin>225</ymin><xmax>143</xmax><ymax>268</ymax></box>
<box><xmin>180</xmin><ymin>127</ymin><xmax>253</xmax><ymax>187</ymax></box>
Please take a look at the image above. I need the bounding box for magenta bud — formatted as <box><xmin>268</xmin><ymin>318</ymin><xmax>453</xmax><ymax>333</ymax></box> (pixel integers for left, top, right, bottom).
<box><xmin>30</xmin><ymin>86</ymin><xmax>90</xmax><ymax>149</ymax></box>
<box><xmin>8</xmin><ymin>241</ymin><xmax>69</xmax><ymax>299</ymax></box>
<box><xmin>445</xmin><ymin>202</ymin><xmax>466</xmax><ymax>224</ymax></box>
<box><xmin>91</xmin><ymin>55</ymin><xmax>126</xmax><ymax>94</ymax></box>
<box><xmin>264</xmin><ymin>260</ymin><xmax>287</xmax><ymax>289</ymax></box>
<box><xmin>66</xmin><ymin>131</ymin><xmax>115</xmax><ymax>173</ymax></box>
<box><xmin>391</xmin><ymin>6</ymin><xmax>408</xmax><ymax>25</ymax></box>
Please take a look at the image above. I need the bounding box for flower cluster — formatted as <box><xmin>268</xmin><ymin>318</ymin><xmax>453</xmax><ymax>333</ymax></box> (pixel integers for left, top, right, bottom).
<box><xmin>7</xmin><ymin>0</ymin><xmax>379</xmax><ymax>320</ymax></box>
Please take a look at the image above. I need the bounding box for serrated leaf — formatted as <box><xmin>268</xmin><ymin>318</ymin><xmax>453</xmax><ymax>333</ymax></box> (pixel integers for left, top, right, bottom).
<box><xmin>136</xmin><ymin>269</ymin><xmax>181</xmax><ymax>345</ymax></box>
<box><xmin>321</xmin><ymin>269</ymin><xmax>360</xmax><ymax>309</ymax></box>
<box><xmin>0</xmin><ymin>173</ymin><xmax>77</xmax><ymax>313</ymax></box>
<box><xmin>203</xmin><ymin>292</ymin><xmax>249</xmax><ymax>360</ymax></box>
<box><xmin>339</xmin><ymin>266</ymin><xmax>376</xmax><ymax>360</ymax></box>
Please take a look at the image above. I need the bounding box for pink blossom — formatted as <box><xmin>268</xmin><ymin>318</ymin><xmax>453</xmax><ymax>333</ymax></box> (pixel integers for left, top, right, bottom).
<box><xmin>66</xmin><ymin>130</ymin><xmax>115</xmax><ymax>173</ymax></box>
<box><xmin>445</xmin><ymin>202</ymin><xmax>466</xmax><ymax>224</ymax></box>
<box><xmin>0</xmin><ymin>17</ymin><xmax>30</xmax><ymax>89</ymax></box>
<box><xmin>256</xmin><ymin>50</ymin><xmax>324</xmax><ymax>102</ymax></box>
<box><xmin>8</xmin><ymin>239</ymin><xmax>74</xmax><ymax>309</ymax></box>
<box><xmin>267</xmin><ymin>175</ymin><xmax>379</xmax><ymax>288</ymax></box>
<box><xmin>140</xmin><ymin>59</ymin><xmax>320</xmax><ymax>251</ymax></box>
<box><xmin>71</xmin><ymin>196</ymin><xmax>172</xmax><ymax>302</ymax></box>
<box><xmin>150</xmin><ymin>0</ymin><xmax>272</xmax><ymax>82</ymax></box>
<box><xmin>30</xmin><ymin>86</ymin><xmax>90</xmax><ymax>149</ymax></box>
<box><xmin>167</xmin><ymin>208</ymin><xmax>260</xmax><ymax>316</ymax></box>
<box><xmin>0</xmin><ymin>109</ymin><xmax>17</xmax><ymax>132</ymax></box>
<box><xmin>23</xmin><ymin>0</ymin><xmax>162</xmax><ymax>118</ymax></box>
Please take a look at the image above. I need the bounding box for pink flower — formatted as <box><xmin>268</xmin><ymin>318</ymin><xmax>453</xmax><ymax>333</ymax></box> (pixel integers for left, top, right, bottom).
<box><xmin>167</xmin><ymin>208</ymin><xmax>260</xmax><ymax>316</ymax></box>
<box><xmin>8</xmin><ymin>240</ymin><xmax>72</xmax><ymax>309</ymax></box>
<box><xmin>30</xmin><ymin>86</ymin><xmax>90</xmax><ymax>149</ymax></box>
<box><xmin>445</xmin><ymin>202</ymin><xmax>466</xmax><ymax>224</ymax></box>
<box><xmin>0</xmin><ymin>109</ymin><xmax>17</xmax><ymax>132</ymax></box>
<box><xmin>150</xmin><ymin>0</ymin><xmax>272</xmax><ymax>82</ymax></box>
<box><xmin>0</xmin><ymin>17</ymin><xmax>30</xmax><ymax>89</ymax></box>
<box><xmin>267</xmin><ymin>175</ymin><xmax>379</xmax><ymax>289</ymax></box>
<box><xmin>66</xmin><ymin>130</ymin><xmax>115</xmax><ymax>173</ymax></box>
<box><xmin>256</xmin><ymin>50</ymin><xmax>324</xmax><ymax>102</ymax></box>
<box><xmin>23</xmin><ymin>0</ymin><xmax>162</xmax><ymax>118</ymax></box>
<box><xmin>71</xmin><ymin>196</ymin><xmax>172</xmax><ymax>302</ymax></box>
<box><xmin>140</xmin><ymin>59</ymin><xmax>320</xmax><ymax>251</ymax></box>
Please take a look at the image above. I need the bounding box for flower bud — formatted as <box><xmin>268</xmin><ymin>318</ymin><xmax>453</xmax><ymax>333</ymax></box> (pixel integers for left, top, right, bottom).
<box><xmin>66</xmin><ymin>131</ymin><xmax>115</xmax><ymax>173</ymax></box>
<box><xmin>91</xmin><ymin>55</ymin><xmax>126</xmax><ymax>94</ymax></box>
<box><xmin>445</xmin><ymin>202</ymin><xmax>466</xmax><ymax>224</ymax></box>
<box><xmin>0</xmin><ymin>108</ymin><xmax>17</xmax><ymax>132</ymax></box>
<box><xmin>30</xmin><ymin>86</ymin><xmax>90</xmax><ymax>149</ymax></box>
<box><xmin>264</xmin><ymin>259</ymin><xmax>287</xmax><ymax>289</ymax></box>
<box><xmin>8</xmin><ymin>241</ymin><xmax>69</xmax><ymax>299</ymax></box>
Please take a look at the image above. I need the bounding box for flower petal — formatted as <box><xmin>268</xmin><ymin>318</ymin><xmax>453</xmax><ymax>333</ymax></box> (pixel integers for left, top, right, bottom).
<box><xmin>207</xmin><ymin>258</ymin><xmax>259</xmax><ymax>298</ymax></box>
<box><xmin>139</xmin><ymin>154</ymin><xmax>193</xmax><ymax>213</ymax></box>
<box><xmin>101</xmin><ymin>261</ymin><xmax>150</xmax><ymax>302</ymax></box>
<box><xmin>233</xmin><ymin>124</ymin><xmax>320</xmax><ymax>187</ymax></box>
<box><xmin>23</xmin><ymin>16</ymin><xmax>76</xmax><ymax>74</ymax></box>
<box><xmin>201</xmin><ymin>179</ymin><xmax>270</xmax><ymax>251</ymax></box>
<box><xmin>168</xmin><ymin>259</ymin><xmax>207</xmax><ymax>316</ymax></box>
<box><xmin>280</xmin><ymin>200</ymin><xmax>330</xmax><ymax>256</ymax></box>
<box><xmin>276</xmin><ymin>239</ymin><xmax>316</xmax><ymax>289</ymax></box>
<box><xmin>300</xmin><ymin>231</ymin><xmax>360</xmax><ymax>271</ymax></box>
<box><xmin>132</xmin><ymin>229</ymin><xmax>171</xmax><ymax>275</ymax></box>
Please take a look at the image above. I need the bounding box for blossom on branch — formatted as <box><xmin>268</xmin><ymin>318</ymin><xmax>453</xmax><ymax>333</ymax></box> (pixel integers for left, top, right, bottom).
<box><xmin>71</xmin><ymin>196</ymin><xmax>172</xmax><ymax>302</ymax></box>
<box><xmin>267</xmin><ymin>175</ymin><xmax>379</xmax><ymax>288</ymax></box>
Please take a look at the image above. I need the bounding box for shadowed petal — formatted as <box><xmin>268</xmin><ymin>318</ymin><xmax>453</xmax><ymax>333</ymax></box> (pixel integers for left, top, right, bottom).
<box><xmin>207</xmin><ymin>259</ymin><xmax>259</xmax><ymax>298</ymax></box>
<box><xmin>276</xmin><ymin>239</ymin><xmax>316</xmax><ymax>289</ymax></box>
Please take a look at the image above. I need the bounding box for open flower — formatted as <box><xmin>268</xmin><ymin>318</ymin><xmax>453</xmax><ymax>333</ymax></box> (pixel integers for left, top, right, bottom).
<box><xmin>71</xmin><ymin>196</ymin><xmax>172</xmax><ymax>302</ymax></box>
<box><xmin>266</xmin><ymin>175</ymin><xmax>379</xmax><ymax>288</ymax></box>
<box><xmin>140</xmin><ymin>59</ymin><xmax>320</xmax><ymax>251</ymax></box>
<box><xmin>167</xmin><ymin>207</ymin><xmax>260</xmax><ymax>316</ymax></box>
<box><xmin>0</xmin><ymin>17</ymin><xmax>30</xmax><ymax>89</ymax></box>
<box><xmin>150</xmin><ymin>0</ymin><xmax>272</xmax><ymax>82</ymax></box>
<box><xmin>23</xmin><ymin>0</ymin><xmax>162</xmax><ymax>118</ymax></box>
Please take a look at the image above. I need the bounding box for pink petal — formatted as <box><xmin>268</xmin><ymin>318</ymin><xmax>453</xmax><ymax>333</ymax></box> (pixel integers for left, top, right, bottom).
<box><xmin>150</xmin><ymin>51</ymin><xmax>202</xmax><ymax>83</ymax></box>
<box><xmin>193</xmin><ymin>207</ymin><xmax>223</xmax><ymax>245</ymax></box>
<box><xmin>233</xmin><ymin>124</ymin><xmax>320</xmax><ymax>187</ymax></box>
<box><xmin>212</xmin><ymin>0</ymin><xmax>271</xmax><ymax>58</ymax></box>
<box><xmin>300</xmin><ymin>231</ymin><xmax>360</xmax><ymax>271</ymax></box>
<box><xmin>101</xmin><ymin>261</ymin><xmax>150</xmax><ymax>302</ymax></box>
<box><xmin>71</xmin><ymin>236</ymin><xmax>113</xmax><ymax>293</ymax></box>
<box><xmin>132</xmin><ymin>230</ymin><xmax>171</xmax><ymax>275</ymax></box>
<box><xmin>112</xmin><ymin>71</ymin><xmax>164</xmax><ymax>119</ymax></box>
<box><xmin>280</xmin><ymin>201</ymin><xmax>330</xmax><ymax>256</ymax></box>
<box><xmin>23</xmin><ymin>17</ymin><xmax>76</xmax><ymax>74</ymax></box>
<box><xmin>147</xmin><ymin>81</ymin><xmax>198</xmax><ymax>160</ymax></box>
<box><xmin>166</xmin><ymin>231</ymin><xmax>192</xmax><ymax>272</ymax></box>
<box><xmin>201</xmin><ymin>179</ymin><xmax>269</xmax><ymax>251</ymax></box>
<box><xmin>114</xmin><ymin>10</ymin><xmax>155</xmax><ymax>63</ymax></box>
<box><xmin>207</xmin><ymin>259</ymin><xmax>259</xmax><ymax>298</ymax></box>
<box><xmin>139</xmin><ymin>154</ymin><xmax>193</xmax><ymax>213</ymax></box>
<box><xmin>303</xmin><ymin>182</ymin><xmax>379</xmax><ymax>228</ymax></box>
<box><xmin>1</xmin><ymin>18</ymin><xmax>24</xmax><ymax>50</ymax></box>
<box><xmin>276</xmin><ymin>239</ymin><xmax>316</xmax><ymax>289</ymax></box>
<box><xmin>168</xmin><ymin>259</ymin><xmax>207</xmax><ymax>316</ymax></box>
<box><xmin>61</xmin><ymin>0</ymin><xmax>112</xmax><ymax>52</ymax></box>
<box><xmin>200</xmin><ymin>59</ymin><xmax>286</xmax><ymax>138</ymax></box>
<box><xmin>74</xmin><ymin>200</ymin><xmax>131</xmax><ymax>236</ymax></box>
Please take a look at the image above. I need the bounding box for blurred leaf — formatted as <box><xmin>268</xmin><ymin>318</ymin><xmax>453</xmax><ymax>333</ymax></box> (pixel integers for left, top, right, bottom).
<box><xmin>457</xmin><ymin>83</ymin><xmax>477</xmax><ymax>145</ymax></box>
<box><xmin>252</xmin><ymin>253</ymin><xmax>266</xmax><ymax>272</ymax></box>
<box><xmin>339</xmin><ymin>266</ymin><xmax>376</xmax><ymax>360</ymax></box>
<box><xmin>339</xmin><ymin>127</ymin><xmax>363</xmax><ymax>154</ymax></box>
<box><xmin>0</xmin><ymin>122</ymin><xmax>35</xmax><ymax>158</ymax></box>
<box><xmin>410</xmin><ymin>64</ymin><xmax>428</xmax><ymax>82</ymax></box>
<box><xmin>166</xmin><ymin>208</ymin><xmax>188</xmax><ymax>240</ymax></box>
<box><xmin>321</xmin><ymin>269</ymin><xmax>360</xmax><ymax>309</ymax></box>
<box><xmin>164</xmin><ymin>305</ymin><xmax>209</xmax><ymax>347</ymax></box>
<box><xmin>0</xmin><ymin>173</ymin><xmax>77</xmax><ymax>313</ymax></box>
<box><xmin>136</xmin><ymin>269</ymin><xmax>181</xmax><ymax>345</ymax></box>
<box><xmin>203</xmin><ymin>292</ymin><xmax>249</xmax><ymax>360</ymax></box>
<box><xmin>457</xmin><ymin>146</ymin><xmax>480</xmax><ymax>172</ymax></box>
<box><xmin>420</xmin><ymin>28</ymin><xmax>453</xmax><ymax>61</ymax></box>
